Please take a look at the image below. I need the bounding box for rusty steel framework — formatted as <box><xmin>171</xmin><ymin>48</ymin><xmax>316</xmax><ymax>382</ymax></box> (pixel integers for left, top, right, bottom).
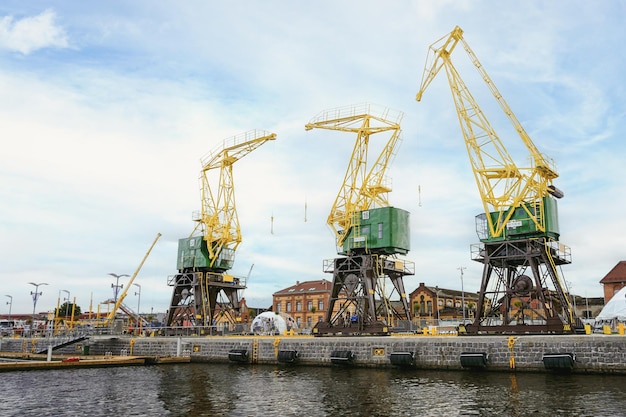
<box><xmin>313</xmin><ymin>255</ymin><xmax>415</xmax><ymax>336</ymax></box>
<box><xmin>165</xmin><ymin>271</ymin><xmax>245</xmax><ymax>331</ymax></box>
<box><xmin>466</xmin><ymin>238</ymin><xmax>575</xmax><ymax>334</ymax></box>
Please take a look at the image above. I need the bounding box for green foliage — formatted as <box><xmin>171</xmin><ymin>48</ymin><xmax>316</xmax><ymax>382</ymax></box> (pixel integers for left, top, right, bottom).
<box><xmin>57</xmin><ymin>302</ymin><xmax>81</xmax><ymax>317</ymax></box>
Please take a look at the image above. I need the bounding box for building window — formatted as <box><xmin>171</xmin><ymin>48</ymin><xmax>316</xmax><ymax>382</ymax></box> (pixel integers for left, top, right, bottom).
<box><xmin>307</xmin><ymin>317</ymin><xmax>312</xmax><ymax>328</ymax></box>
<box><xmin>427</xmin><ymin>301</ymin><xmax>432</xmax><ymax>315</ymax></box>
<box><xmin>275</xmin><ymin>303</ymin><xmax>281</xmax><ymax>313</ymax></box>
<box><xmin>307</xmin><ymin>301</ymin><xmax>313</xmax><ymax>311</ymax></box>
<box><xmin>287</xmin><ymin>302</ymin><xmax>291</xmax><ymax>312</ymax></box>
<box><xmin>296</xmin><ymin>301</ymin><xmax>302</xmax><ymax>312</ymax></box>
<box><xmin>446</xmin><ymin>300</ymin><xmax>452</xmax><ymax>307</ymax></box>
<box><xmin>318</xmin><ymin>300</ymin><xmax>324</xmax><ymax>311</ymax></box>
<box><xmin>296</xmin><ymin>317</ymin><xmax>302</xmax><ymax>326</ymax></box>
<box><xmin>318</xmin><ymin>316</ymin><xmax>323</xmax><ymax>322</ymax></box>
<box><xmin>455</xmin><ymin>300</ymin><xmax>461</xmax><ymax>308</ymax></box>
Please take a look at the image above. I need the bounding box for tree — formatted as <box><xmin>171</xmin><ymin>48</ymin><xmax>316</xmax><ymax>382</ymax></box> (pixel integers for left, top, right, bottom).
<box><xmin>57</xmin><ymin>302</ymin><xmax>81</xmax><ymax>317</ymax></box>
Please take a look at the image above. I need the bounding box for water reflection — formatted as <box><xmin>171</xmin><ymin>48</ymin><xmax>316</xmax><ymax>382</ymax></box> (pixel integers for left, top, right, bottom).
<box><xmin>1</xmin><ymin>364</ymin><xmax>625</xmax><ymax>417</ymax></box>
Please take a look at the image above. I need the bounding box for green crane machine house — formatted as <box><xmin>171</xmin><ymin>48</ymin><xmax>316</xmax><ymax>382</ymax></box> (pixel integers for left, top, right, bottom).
<box><xmin>341</xmin><ymin>206</ymin><xmax>410</xmax><ymax>255</ymax></box>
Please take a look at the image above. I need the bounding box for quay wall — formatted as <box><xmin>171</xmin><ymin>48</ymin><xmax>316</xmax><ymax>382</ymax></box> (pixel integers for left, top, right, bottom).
<box><xmin>2</xmin><ymin>334</ymin><xmax>626</xmax><ymax>374</ymax></box>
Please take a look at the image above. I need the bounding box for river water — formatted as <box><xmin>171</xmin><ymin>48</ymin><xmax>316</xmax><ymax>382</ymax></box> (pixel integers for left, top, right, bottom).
<box><xmin>1</xmin><ymin>363</ymin><xmax>625</xmax><ymax>417</ymax></box>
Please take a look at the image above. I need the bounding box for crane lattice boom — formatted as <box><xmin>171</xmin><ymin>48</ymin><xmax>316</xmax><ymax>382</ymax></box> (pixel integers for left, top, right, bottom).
<box><xmin>416</xmin><ymin>26</ymin><xmax>563</xmax><ymax>240</ymax></box>
<box><xmin>193</xmin><ymin>129</ymin><xmax>276</xmax><ymax>268</ymax></box>
<box><xmin>305</xmin><ymin>104</ymin><xmax>403</xmax><ymax>248</ymax></box>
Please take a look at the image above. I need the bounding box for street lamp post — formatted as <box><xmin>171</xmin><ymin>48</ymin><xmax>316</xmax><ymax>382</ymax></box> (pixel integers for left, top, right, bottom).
<box><xmin>29</xmin><ymin>282</ymin><xmax>48</xmax><ymax>334</ymax></box>
<box><xmin>109</xmin><ymin>273</ymin><xmax>129</xmax><ymax>303</ymax></box>
<box><xmin>5</xmin><ymin>295</ymin><xmax>12</xmax><ymax>320</ymax></box>
<box><xmin>133</xmin><ymin>283</ymin><xmax>141</xmax><ymax>333</ymax></box>
<box><xmin>109</xmin><ymin>273</ymin><xmax>129</xmax><ymax>331</ymax></box>
<box><xmin>458</xmin><ymin>266</ymin><xmax>467</xmax><ymax>323</ymax></box>
<box><xmin>435</xmin><ymin>286</ymin><xmax>440</xmax><ymax>324</ymax></box>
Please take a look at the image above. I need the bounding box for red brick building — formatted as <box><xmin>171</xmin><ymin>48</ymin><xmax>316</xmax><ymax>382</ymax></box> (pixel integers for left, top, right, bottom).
<box><xmin>600</xmin><ymin>261</ymin><xmax>626</xmax><ymax>303</ymax></box>
<box><xmin>273</xmin><ymin>280</ymin><xmax>331</xmax><ymax>329</ymax></box>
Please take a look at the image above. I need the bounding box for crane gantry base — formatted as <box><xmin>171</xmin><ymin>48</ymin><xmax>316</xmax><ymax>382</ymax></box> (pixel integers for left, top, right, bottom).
<box><xmin>464</xmin><ymin>238</ymin><xmax>577</xmax><ymax>335</ymax></box>
<box><xmin>165</xmin><ymin>270</ymin><xmax>246</xmax><ymax>333</ymax></box>
<box><xmin>312</xmin><ymin>253</ymin><xmax>413</xmax><ymax>337</ymax></box>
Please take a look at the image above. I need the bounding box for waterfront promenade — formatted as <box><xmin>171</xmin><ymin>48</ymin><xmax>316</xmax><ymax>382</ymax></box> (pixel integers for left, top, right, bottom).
<box><xmin>2</xmin><ymin>332</ymin><xmax>626</xmax><ymax>374</ymax></box>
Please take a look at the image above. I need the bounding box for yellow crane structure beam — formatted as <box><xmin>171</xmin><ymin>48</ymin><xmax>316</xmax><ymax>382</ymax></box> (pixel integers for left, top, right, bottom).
<box><xmin>305</xmin><ymin>104</ymin><xmax>403</xmax><ymax>249</ymax></box>
<box><xmin>104</xmin><ymin>233</ymin><xmax>161</xmax><ymax>326</ymax></box>
<box><xmin>416</xmin><ymin>26</ymin><xmax>562</xmax><ymax>240</ymax></box>
<box><xmin>193</xmin><ymin>130</ymin><xmax>276</xmax><ymax>268</ymax></box>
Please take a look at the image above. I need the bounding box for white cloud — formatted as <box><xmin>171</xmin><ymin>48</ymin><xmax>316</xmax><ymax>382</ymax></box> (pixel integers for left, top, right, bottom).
<box><xmin>0</xmin><ymin>1</ymin><xmax>625</xmax><ymax>314</ymax></box>
<box><xmin>0</xmin><ymin>9</ymin><xmax>69</xmax><ymax>54</ymax></box>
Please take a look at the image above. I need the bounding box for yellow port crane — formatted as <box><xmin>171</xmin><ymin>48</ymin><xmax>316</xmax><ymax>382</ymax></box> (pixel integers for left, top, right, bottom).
<box><xmin>416</xmin><ymin>26</ymin><xmax>575</xmax><ymax>334</ymax></box>
<box><xmin>166</xmin><ymin>130</ymin><xmax>276</xmax><ymax>330</ymax></box>
<box><xmin>306</xmin><ymin>104</ymin><xmax>414</xmax><ymax>336</ymax></box>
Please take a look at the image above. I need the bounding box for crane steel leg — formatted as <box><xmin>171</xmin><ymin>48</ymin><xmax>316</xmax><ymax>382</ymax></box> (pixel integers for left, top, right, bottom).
<box><xmin>465</xmin><ymin>238</ymin><xmax>576</xmax><ymax>335</ymax></box>
<box><xmin>165</xmin><ymin>271</ymin><xmax>246</xmax><ymax>334</ymax></box>
<box><xmin>314</xmin><ymin>254</ymin><xmax>412</xmax><ymax>336</ymax></box>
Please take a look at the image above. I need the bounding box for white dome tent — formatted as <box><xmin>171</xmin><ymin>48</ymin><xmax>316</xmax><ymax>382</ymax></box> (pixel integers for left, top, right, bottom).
<box><xmin>594</xmin><ymin>286</ymin><xmax>626</xmax><ymax>331</ymax></box>
<box><xmin>250</xmin><ymin>311</ymin><xmax>298</xmax><ymax>335</ymax></box>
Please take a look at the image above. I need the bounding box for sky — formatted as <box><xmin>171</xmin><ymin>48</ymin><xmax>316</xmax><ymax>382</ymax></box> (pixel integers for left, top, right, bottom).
<box><xmin>1</xmin><ymin>1</ymin><xmax>625</xmax><ymax>315</ymax></box>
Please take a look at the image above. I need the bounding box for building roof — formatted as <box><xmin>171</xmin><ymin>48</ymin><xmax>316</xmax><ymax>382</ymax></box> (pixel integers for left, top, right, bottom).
<box><xmin>273</xmin><ymin>279</ymin><xmax>331</xmax><ymax>296</ymax></box>
<box><xmin>600</xmin><ymin>261</ymin><xmax>626</xmax><ymax>284</ymax></box>
<box><xmin>409</xmin><ymin>282</ymin><xmax>479</xmax><ymax>301</ymax></box>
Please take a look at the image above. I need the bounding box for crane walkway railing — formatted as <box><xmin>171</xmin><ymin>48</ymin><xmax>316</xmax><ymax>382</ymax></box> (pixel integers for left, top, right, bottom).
<box><xmin>117</xmin><ymin>301</ymin><xmax>150</xmax><ymax>328</ymax></box>
<box><xmin>101</xmin><ymin>298</ymin><xmax>150</xmax><ymax>328</ymax></box>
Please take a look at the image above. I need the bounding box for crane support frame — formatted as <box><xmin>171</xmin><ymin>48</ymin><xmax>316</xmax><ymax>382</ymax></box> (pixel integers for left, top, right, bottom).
<box><xmin>465</xmin><ymin>237</ymin><xmax>576</xmax><ymax>334</ymax></box>
<box><xmin>313</xmin><ymin>254</ymin><xmax>414</xmax><ymax>336</ymax></box>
